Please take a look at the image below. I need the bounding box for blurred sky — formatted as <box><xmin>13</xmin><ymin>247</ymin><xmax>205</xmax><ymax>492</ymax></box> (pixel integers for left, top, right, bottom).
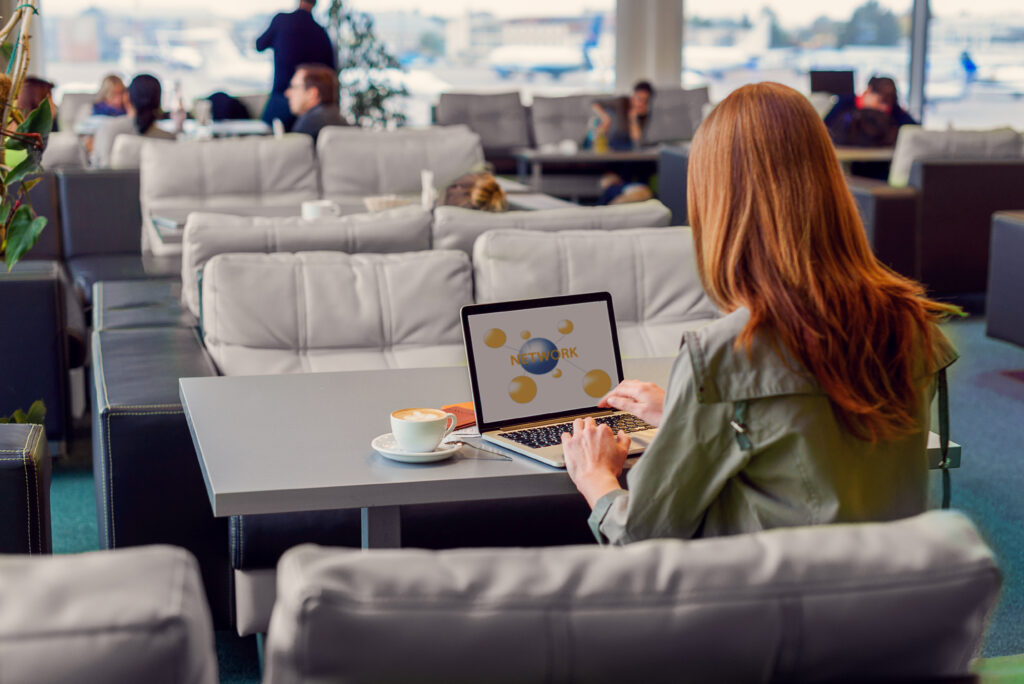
<box><xmin>41</xmin><ymin>0</ymin><xmax>1023</xmax><ymax>25</ymax></box>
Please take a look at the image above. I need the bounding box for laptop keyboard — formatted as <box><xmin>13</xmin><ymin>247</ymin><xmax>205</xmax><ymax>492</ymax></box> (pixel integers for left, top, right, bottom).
<box><xmin>501</xmin><ymin>414</ymin><xmax>655</xmax><ymax>449</ymax></box>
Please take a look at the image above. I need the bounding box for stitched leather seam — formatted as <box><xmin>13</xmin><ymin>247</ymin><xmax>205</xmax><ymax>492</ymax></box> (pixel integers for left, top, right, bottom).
<box><xmin>240</xmin><ymin>514</ymin><xmax>245</xmax><ymax>569</ymax></box>
<box><xmin>95</xmin><ymin>282</ymin><xmax>104</xmax><ymax>329</ymax></box>
<box><xmin>95</xmin><ymin>333</ymin><xmax>111</xmax><ymax>410</ymax></box>
<box><xmin>31</xmin><ymin>426</ymin><xmax>41</xmax><ymax>554</ymax></box>
<box><xmin>104</xmin><ymin>412</ymin><xmax>113</xmax><ymax>546</ymax></box>
<box><xmin>22</xmin><ymin>433</ymin><xmax>30</xmax><ymax>553</ymax></box>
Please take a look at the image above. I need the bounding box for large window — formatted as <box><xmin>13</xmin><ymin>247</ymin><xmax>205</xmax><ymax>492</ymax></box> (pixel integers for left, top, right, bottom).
<box><xmin>924</xmin><ymin>0</ymin><xmax>1024</xmax><ymax>129</ymax></box>
<box><xmin>683</xmin><ymin>0</ymin><xmax>913</xmax><ymax>105</ymax></box>
<box><xmin>42</xmin><ymin>0</ymin><xmax>615</xmax><ymax>126</ymax></box>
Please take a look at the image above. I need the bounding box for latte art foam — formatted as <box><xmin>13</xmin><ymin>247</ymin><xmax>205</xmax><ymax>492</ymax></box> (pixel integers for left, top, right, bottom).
<box><xmin>392</xmin><ymin>408</ymin><xmax>446</xmax><ymax>422</ymax></box>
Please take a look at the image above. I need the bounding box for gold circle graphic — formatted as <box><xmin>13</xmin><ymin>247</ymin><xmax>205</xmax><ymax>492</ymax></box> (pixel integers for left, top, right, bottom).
<box><xmin>520</xmin><ymin>330</ymin><xmax>531</xmax><ymax>340</ymax></box>
<box><xmin>552</xmin><ymin>369</ymin><xmax>562</xmax><ymax>378</ymax></box>
<box><xmin>583</xmin><ymin>369</ymin><xmax>612</xmax><ymax>398</ymax></box>
<box><xmin>508</xmin><ymin>376</ymin><xmax>538</xmax><ymax>403</ymax></box>
<box><xmin>484</xmin><ymin>328</ymin><xmax>507</xmax><ymax>348</ymax></box>
<box><xmin>557</xmin><ymin>319</ymin><xmax>574</xmax><ymax>335</ymax></box>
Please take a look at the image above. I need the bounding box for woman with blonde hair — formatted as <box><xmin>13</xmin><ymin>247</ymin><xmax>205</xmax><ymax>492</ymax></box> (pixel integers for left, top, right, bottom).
<box><xmin>92</xmin><ymin>74</ymin><xmax>127</xmax><ymax>116</ymax></box>
<box><xmin>562</xmin><ymin>82</ymin><xmax>959</xmax><ymax>544</ymax></box>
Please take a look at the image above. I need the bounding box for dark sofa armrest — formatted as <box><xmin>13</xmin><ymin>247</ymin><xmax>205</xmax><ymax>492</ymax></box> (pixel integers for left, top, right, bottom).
<box><xmin>90</xmin><ymin>326</ymin><xmax>232</xmax><ymax>626</ymax></box>
<box><xmin>0</xmin><ymin>424</ymin><xmax>51</xmax><ymax>554</ymax></box>
<box><xmin>846</xmin><ymin>176</ymin><xmax>919</xmax><ymax>278</ymax></box>
<box><xmin>657</xmin><ymin>146</ymin><xmax>691</xmax><ymax>225</ymax></box>
<box><xmin>57</xmin><ymin>168</ymin><xmax>142</xmax><ymax>258</ymax></box>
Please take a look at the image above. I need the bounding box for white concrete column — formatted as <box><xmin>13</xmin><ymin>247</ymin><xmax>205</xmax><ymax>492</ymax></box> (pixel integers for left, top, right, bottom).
<box><xmin>616</xmin><ymin>0</ymin><xmax>682</xmax><ymax>91</ymax></box>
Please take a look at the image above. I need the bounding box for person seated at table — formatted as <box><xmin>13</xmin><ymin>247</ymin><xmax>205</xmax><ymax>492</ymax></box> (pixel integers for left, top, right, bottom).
<box><xmin>17</xmin><ymin>76</ymin><xmax>57</xmax><ymax>130</ymax></box>
<box><xmin>440</xmin><ymin>171</ymin><xmax>508</xmax><ymax>212</ymax></box>
<box><xmin>287</xmin><ymin>63</ymin><xmax>347</xmax><ymax>144</ymax></box>
<box><xmin>562</xmin><ymin>82</ymin><xmax>960</xmax><ymax>546</ymax></box>
<box><xmin>92</xmin><ymin>74</ymin><xmax>127</xmax><ymax>117</ymax></box>
<box><xmin>588</xmin><ymin>80</ymin><xmax>654</xmax><ymax>152</ymax></box>
<box><xmin>90</xmin><ymin>73</ymin><xmax>175</xmax><ymax>167</ymax></box>
<box><xmin>825</xmin><ymin>76</ymin><xmax>916</xmax><ymax>179</ymax></box>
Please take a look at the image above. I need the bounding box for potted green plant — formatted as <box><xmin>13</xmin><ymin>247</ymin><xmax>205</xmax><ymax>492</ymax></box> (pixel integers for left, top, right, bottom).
<box><xmin>0</xmin><ymin>0</ymin><xmax>52</xmax><ymax>428</ymax></box>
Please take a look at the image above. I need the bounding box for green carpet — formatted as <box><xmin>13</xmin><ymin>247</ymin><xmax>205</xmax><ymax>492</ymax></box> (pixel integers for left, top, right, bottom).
<box><xmin>47</xmin><ymin>315</ymin><xmax>1024</xmax><ymax>680</ymax></box>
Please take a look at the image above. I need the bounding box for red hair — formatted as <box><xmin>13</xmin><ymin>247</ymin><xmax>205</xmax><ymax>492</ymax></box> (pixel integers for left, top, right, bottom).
<box><xmin>687</xmin><ymin>82</ymin><xmax>958</xmax><ymax>442</ymax></box>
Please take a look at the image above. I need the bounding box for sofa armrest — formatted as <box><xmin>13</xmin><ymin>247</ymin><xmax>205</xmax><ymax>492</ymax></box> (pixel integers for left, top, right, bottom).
<box><xmin>987</xmin><ymin>211</ymin><xmax>1024</xmax><ymax>347</ymax></box>
<box><xmin>57</xmin><ymin>168</ymin><xmax>142</xmax><ymax>258</ymax></box>
<box><xmin>657</xmin><ymin>146</ymin><xmax>691</xmax><ymax>225</ymax></box>
<box><xmin>91</xmin><ymin>326</ymin><xmax>233</xmax><ymax>626</ymax></box>
<box><xmin>0</xmin><ymin>423</ymin><xmax>51</xmax><ymax>554</ymax></box>
<box><xmin>846</xmin><ymin>176</ymin><xmax>919</xmax><ymax>278</ymax></box>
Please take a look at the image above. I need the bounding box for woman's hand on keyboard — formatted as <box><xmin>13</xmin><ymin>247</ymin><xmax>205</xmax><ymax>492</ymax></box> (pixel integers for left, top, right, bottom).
<box><xmin>562</xmin><ymin>417</ymin><xmax>631</xmax><ymax>509</ymax></box>
<box><xmin>598</xmin><ymin>380</ymin><xmax>666</xmax><ymax>427</ymax></box>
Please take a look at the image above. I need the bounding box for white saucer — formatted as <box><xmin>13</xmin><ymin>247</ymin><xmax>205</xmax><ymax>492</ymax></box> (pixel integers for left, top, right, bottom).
<box><xmin>371</xmin><ymin>433</ymin><xmax>461</xmax><ymax>463</ymax></box>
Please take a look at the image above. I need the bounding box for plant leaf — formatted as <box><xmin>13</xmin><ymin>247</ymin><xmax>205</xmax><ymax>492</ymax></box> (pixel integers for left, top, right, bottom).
<box><xmin>4</xmin><ymin>154</ymin><xmax>40</xmax><ymax>187</ymax></box>
<box><xmin>25</xmin><ymin>399</ymin><xmax>45</xmax><ymax>425</ymax></box>
<box><xmin>11</xmin><ymin>409</ymin><xmax>27</xmax><ymax>423</ymax></box>
<box><xmin>18</xmin><ymin>99</ymin><xmax>53</xmax><ymax>138</ymax></box>
<box><xmin>20</xmin><ymin>177</ymin><xmax>41</xmax><ymax>193</ymax></box>
<box><xmin>4</xmin><ymin>208</ymin><xmax>46</xmax><ymax>271</ymax></box>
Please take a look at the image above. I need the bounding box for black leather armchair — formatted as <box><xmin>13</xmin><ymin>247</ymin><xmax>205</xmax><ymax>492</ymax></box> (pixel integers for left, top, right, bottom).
<box><xmin>0</xmin><ymin>423</ymin><xmax>52</xmax><ymax>554</ymax></box>
<box><xmin>987</xmin><ymin>211</ymin><xmax>1024</xmax><ymax>348</ymax></box>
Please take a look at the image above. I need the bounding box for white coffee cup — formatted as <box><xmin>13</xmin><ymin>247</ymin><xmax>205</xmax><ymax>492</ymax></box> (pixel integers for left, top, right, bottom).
<box><xmin>390</xmin><ymin>408</ymin><xmax>457</xmax><ymax>453</ymax></box>
<box><xmin>301</xmin><ymin>199</ymin><xmax>342</xmax><ymax>220</ymax></box>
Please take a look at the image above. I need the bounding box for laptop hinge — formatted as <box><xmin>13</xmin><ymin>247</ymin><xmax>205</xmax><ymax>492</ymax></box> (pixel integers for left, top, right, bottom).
<box><xmin>497</xmin><ymin>409</ymin><xmax>616</xmax><ymax>432</ymax></box>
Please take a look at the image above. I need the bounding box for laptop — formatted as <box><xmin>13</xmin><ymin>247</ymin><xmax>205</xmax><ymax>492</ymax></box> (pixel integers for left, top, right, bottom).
<box><xmin>461</xmin><ymin>292</ymin><xmax>657</xmax><ymax>467</ymax></box>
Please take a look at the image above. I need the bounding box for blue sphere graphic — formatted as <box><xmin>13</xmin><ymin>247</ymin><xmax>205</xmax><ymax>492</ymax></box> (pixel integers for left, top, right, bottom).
<box><xmin>518</xmin><ymin>338</ymin><xmax>559</xmax><ymax>375</ymax></box>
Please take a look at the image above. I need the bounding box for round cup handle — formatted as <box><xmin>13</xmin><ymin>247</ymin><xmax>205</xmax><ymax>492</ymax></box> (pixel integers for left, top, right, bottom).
<box><xmin>443</xmin><ymin>412</ymin><xmax>458</xmax><ymax>437</ymax></box>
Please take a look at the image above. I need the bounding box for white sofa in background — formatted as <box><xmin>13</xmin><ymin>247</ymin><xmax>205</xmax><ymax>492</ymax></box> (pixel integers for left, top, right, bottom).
<box><xmin>432</xmin><ymin>198</ymin><xmax>672</xmax><ymax>255</ymax></box>
<box><xmin>0</xmin><ymin>545</ymin><xmax>217</xmax><ymax>684</ymax></box>
<box><xmin>473</xmin><ymin>227</ymin><xmax>720</xmax><ymax>357</ymax></box>
<box><xmin>139</xmin><ymin>134</ymin><xmax>320</xmax><ymax>256</ymax></box>
<box><xmin>179</xmin><ymin>206</ymin><xmax>433</xmax><ymax>317</ymax></box>
<box><xmin>643</xmin><ymin>86</ymin><xmax>710</xmax><ymax>144</ymax></box>
<box><xmin>41</xmin><ymin>131</ymin><xmax>88</xmax><ymax>169</ymax></box>
<box><xmin>888</xmin><ymin>125</ymin><xmax>1023</xmax><ymax>187</ymax></box>
<box><xmin>200</xmin><ymin>250</ymin><xmax>473</xmax><ymax>376</ymax></box>
<box><xmin>264</xmin><ymin>510</ymin><xmax>1000</xmax><ymax>684</ymax></box>
<box><xmin>317</xmin><ymin>124</ymin><xmax>485</xmax><ymax>205</ymax></box>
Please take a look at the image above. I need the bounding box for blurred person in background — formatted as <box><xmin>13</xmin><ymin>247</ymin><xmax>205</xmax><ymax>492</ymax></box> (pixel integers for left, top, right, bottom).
<box><xmin>825</xmin><ymin>75</ymin><xmax>917</xmax><ymax>179</ymax></box>
<box><xmin>91</xmin><ymin>74</ymin><xmax>174</xmax><ymax>167</ymax></box>
<box><xmin>92</xmin><ymin>74</ymin><xmax>127</xmax><ymax>117</ymax></box>
<box><xmin>257</xmin><ymin>0</ymin><xmax>336</xmax><ymax>131</ymax></box>
<box><xmin>441</xmin><ymin>172</ymin><xmax>509</xmax><ymax>212</ymax></box>
<box><xmin>287</xmin><ymin>63</ymin><xmax>347</xmax><ymax>143</ymax></box>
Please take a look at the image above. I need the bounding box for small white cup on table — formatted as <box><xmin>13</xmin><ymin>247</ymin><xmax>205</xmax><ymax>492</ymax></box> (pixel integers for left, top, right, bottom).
<box><xmin>390</xmin><ymin>408</ymin><xmax>457</xmax><ymax>453</ymax></box>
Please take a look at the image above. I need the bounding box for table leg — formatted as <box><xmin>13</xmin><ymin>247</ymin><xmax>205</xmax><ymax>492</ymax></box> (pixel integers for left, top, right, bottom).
<box><xmin>531</xmin><ymin>160</ymin><xmax>542</xmax><ymax>192</ymax></box>
<box><xmin>361</xmin><ymin>505</ymin><xmax>401</xmax><ymax>548</ymax></box>
<box><xmin>516</xmin><ymin>157</ymin><xmax>528</xmax><ymax>185</ymax></box>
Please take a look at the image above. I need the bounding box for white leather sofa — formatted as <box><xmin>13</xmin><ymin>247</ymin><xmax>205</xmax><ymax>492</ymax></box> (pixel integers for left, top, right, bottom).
<box><xmin>0</xmin><ymin>545</ymin><xmax>217</xmax><ymax>684</ymax></box>
<box><xmin>264</xmin><ymin>510</ymin><xmax>1000</xmax><ymax>684</ymax></box>
<box><xmin>432</xmin><ymin>198</ymin><xmax>672</xmax><ymax>255</ymax></box>
<box><xmin>473</xmin><ymin>228</ymin><xmax>721</xmax><ymax>357</ymax></box>
<box><xmin>139</xmin><ymin>134</ymin><xmax>320</xmax><ymax>256</ymax></box>
<box><xmin>200</xmin><ymin>250</ymin><xmax>472</xmax><ymax>376</ymax></box>
<box><xmin>179</xmin><ymin>206</ymin><xmax>433</xmax><ymax>318</ymax></box>
<box><xmin>317</xmin><ymin>124</ymin><xmax>485</xmax><ymax>207</ymax></box>
<box><xmin>887</xmin><ymin>125</ymin><xmax>1023</xmax><ymax>187</ymax></box>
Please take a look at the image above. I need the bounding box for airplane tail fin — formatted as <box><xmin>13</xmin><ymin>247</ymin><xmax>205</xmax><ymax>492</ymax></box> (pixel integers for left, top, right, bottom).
<box><xmin>582</xmin><ymin>14</ymin><xmax>603</xmax><ymax>70</ymax></box>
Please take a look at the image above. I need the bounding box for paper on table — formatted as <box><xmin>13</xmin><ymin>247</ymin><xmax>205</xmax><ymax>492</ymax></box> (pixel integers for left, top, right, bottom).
<box><xmin>441</xmin><ymin>401</ymin><xmax>475</xmax><ymax>429</ymax></box>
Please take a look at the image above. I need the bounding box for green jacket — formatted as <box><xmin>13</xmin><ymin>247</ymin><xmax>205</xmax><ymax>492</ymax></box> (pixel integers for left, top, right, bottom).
<box><xmin>589</xmin><ymin>307</ymin><xmax>959</xmax><ymax>545</ymax></box>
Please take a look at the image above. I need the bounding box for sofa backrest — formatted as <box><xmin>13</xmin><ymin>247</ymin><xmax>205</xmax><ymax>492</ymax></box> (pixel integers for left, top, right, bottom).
<box><xmin>0</xmin><ymin>545</ymin><xmax>217</xmax><ymax>684</ymax></box>
<box><xmin>41</xmin><ymin>131</ymin><xmax>88</xmax><ymax>169</ymax></box>
<box><xmin>474</xmin><ymin>227</ymin><xmax>720</xmax><ymax>357</ymax></box>
<box><xmin>436</xmin><ymin>92</ymin><xmax>532</xmax><ymax>151</ymax></box>
<box><xmin>109</xmin><ymin>133</ymin><xmax>157</xmax><ymax>170</ymax></box>
<box><xmin>140</xmin><ymin>134</ymin><xmax>319</xmax><ymax>210</ymax></box>
<box><xmin>201</xmin><ymin>250</ymin><xmax>472</xmax><ymax>375</ymax></box>
<box><xmin>317</xmin><ymin>125</ymin><xmax>485</xmax><ymax>199</ymax></box>
<box><xmin>264</xmin><ymin>510</ymin><xmax>999</xmax><ymax>684</ymax></box>
<box><xmin>180</xmin><ymin>206</ymin><xmax>433</xmax><ymax>317</ymax></box>
<box><xmin>888</xmin><ymin>125</ymin><xmax>1023</xmax><ymax>187</ymax></box>
<box><xmin>529</xmin><ymin>93</ymin><xmax>602</xmax><ymax>148</ymax></box>
<box><xmin>433</xmin><ymin>199</ymin><xmax>672</xmax><ymax>256</ymax></box>
<box><xmin>643</xmin><ymin>86</ymin><xmax>710</xmax><ymax>143</ymax></box>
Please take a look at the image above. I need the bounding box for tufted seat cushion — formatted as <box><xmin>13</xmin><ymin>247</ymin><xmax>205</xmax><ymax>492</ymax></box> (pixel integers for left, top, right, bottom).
<box><xmin>888</xmin><ymin>125</ymin><xmax>1023</xmax><ymax>187</ymax></box>
<box><xmin>140</xmin><ymin>135</ymin><xmax>319</xmax><ymax>255</ymax></box>
<box><xmin>473</xmin><ymin>227</ymin><xmax>719</xmax><ymax>357</ymax></box>
<box><xmin>180</xmin><ymin>206</ymin><xmax>433</xmax><ymax>317</ymax></box>
<box><xmin>201</xmin><ymin>251</ymin><xmax>472</xmax><ymax>375</ymax></box>
<box><xmin>264</xmin><ymin>511</ymin><xmax>1000</xmax><ymax>684</ymax></box>
<box><xmin>317</xmin><ymin>125</ymin><xmax>484</xmax><ymax>203</ymax></box>
<box><xmin>0</xmin><ymin>545</ymin><xmax>217</xmax><ymax>684</ymax></box>
<box><xmin>433</xmin><ymin>199</ymin><xmax>672</xmax><ymax>256</ymax></box>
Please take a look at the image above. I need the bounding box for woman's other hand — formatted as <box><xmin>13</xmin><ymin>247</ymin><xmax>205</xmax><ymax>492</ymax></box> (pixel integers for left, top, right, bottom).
<box><xmin>598</xmin><ymin>380</ymin><xmax>666</xmax><ymax>427</ymax></box>
<box><xmin>562</xmin><ymin>417</ymin><xmax>630</xmax><ymax>509</ymax></box>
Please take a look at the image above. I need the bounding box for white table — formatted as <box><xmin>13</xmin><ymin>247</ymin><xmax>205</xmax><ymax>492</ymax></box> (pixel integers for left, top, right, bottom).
<box><xmin>180</xmin><ymin>359</ymin><xmax>959</xmax><ymax>549</ymax></box>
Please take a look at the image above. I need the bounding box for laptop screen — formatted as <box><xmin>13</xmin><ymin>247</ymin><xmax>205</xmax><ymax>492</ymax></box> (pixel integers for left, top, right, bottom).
<box><xmin>462</xmin><ymin>293</ymin><xmax>624</xmax><ymax>431</ymax></box>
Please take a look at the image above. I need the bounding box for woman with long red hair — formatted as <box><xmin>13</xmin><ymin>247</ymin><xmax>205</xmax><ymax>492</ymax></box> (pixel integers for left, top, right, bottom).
<box><xmin>562</xmin><ymin>82</ymin><xmax>959</xmax><ymax>544</ymax></box>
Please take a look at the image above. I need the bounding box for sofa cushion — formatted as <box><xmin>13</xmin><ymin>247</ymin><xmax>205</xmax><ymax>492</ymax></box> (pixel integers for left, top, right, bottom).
<box><xmin>436</xmin><ymin>92</ymin><xmax>531</xmax><ymax>151</ymax></box>
<box><xmin>317</xmin><ymin>125</ymin><xmax>484</xmax><ymax>199</ymax></box>
<box><xmin>473</xmin><ymin>227</ymin><xmax>719</xmax><ymax>357</ymax></box>
<box><xmin>888</xmin><ymin>125</ymin><xmax>1023</xmax><ymax>187</ymax></box>
<box><xmin>0</xmin><ymin>545</ymin><xmax>217</xmax><ymax>684</ymax></box>
<box><xmin>529</xmin><ymin>93</ymin><xmax>604</xmax><ymax>148</ymax></box>
<box><xmin>201</xmin><ymin>251</ymin><xmax>472</xmax><ymax>375</ymax></box>
<box><xmin>433</xmin><ymin>199</ymin><xmax>672</xmax><ymax>256</ymax></box>
<box><xmin>41</xmin><ymin>131</ymin><xmax>88</xmax><ymax>169</ymax></box>
<box><xmin>643</xmin><ymin>86</ymin><xmax>710</xmax><ymax>144</ymax></box>
<box><xmin>180</xmin><ymin>206</ymin><xmax>432</xmax><ymax>317</ymax></box>
<box><xmin>265</xmin><ymin>511</ymin><xmax>999</xmax><ymax>684</ymax></box>
<box><xmin>92</xmin><ymin>279</ymin><xmax>198</xmax><ymax>330</ymax></box>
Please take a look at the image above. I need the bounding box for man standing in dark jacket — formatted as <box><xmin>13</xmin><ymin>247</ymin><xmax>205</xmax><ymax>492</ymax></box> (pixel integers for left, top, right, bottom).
<box><xmin>256</xmin><ymin>0</ymin><xmax>335</xmax><ymax>131</ymax></box>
